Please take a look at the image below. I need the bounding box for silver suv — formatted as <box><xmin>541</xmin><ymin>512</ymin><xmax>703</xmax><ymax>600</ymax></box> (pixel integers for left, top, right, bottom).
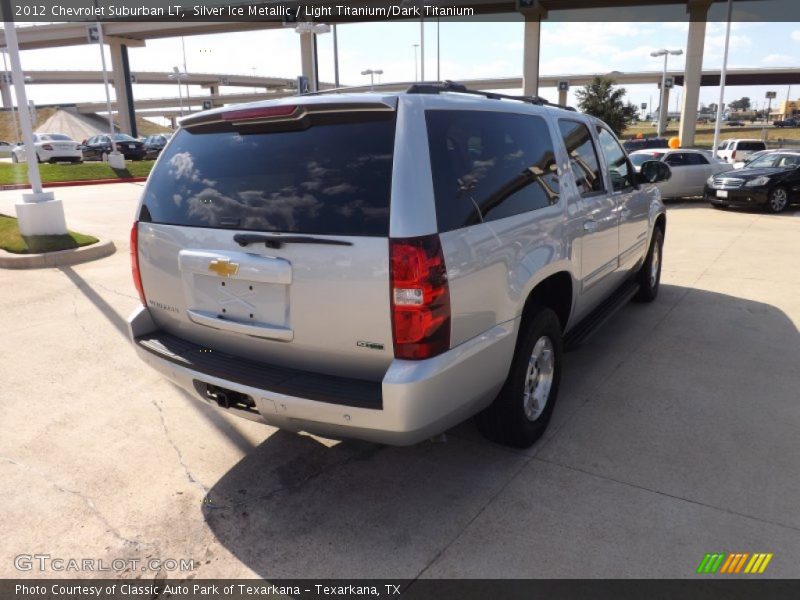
<box><xmin>128</xmin><ymin>83</ymin><xmax>670</xmax><ymax>448</ymax></box>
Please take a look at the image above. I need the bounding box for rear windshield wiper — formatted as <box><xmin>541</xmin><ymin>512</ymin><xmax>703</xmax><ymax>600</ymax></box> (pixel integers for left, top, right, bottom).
<box><xmin>233</xmin><ymin>233</ymin><xmax>353</xmax><ymax>249</ymax></box>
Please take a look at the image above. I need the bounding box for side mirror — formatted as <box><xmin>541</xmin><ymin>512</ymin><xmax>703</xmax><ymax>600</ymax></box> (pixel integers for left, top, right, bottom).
<box><xmin>639</xmin><ymin>160</ymin><xmax>671</xmax><ymax>184</ymax></box>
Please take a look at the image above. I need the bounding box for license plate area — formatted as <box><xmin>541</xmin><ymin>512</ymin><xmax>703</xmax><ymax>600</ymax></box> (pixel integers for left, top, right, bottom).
<box><xmin>178</xmin><ymin>249</ymin><xmax>293</xmax><ymax>341</ymax></box>
<box><xmin>191</xmin><ymin>274</ymin><xmax>287</xmax><ymax>327</ymax></box>
<box><xmin>716</xmin><ymin>190</ymin><xmax>728</xmax><ymax>198</ymax></box>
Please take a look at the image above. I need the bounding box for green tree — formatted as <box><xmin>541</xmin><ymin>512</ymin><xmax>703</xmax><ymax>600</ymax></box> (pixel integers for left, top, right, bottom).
<box><xmin>574</xmin><ymin>76</ymin><xmax>629</xmax><ymax>135</ymax></box>
<box><xmin>728</xmin><ymin>97</ymin><xmax>751</xmax><ymax>111</ymax></box>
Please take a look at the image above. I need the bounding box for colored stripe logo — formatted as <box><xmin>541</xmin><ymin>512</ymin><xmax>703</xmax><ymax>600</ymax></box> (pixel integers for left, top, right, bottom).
<box><xmin>697</xmin><ymin>553</ymin><xmax>773</xmax><ymax>574</ymax></box>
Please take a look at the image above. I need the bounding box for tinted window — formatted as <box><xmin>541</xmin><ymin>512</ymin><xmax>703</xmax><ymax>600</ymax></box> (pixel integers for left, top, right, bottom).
<box><xmin>558</xmin><ymin>119</ymin><xmax>604</xmax><ymax>196</ymax></box>
<box><xmin>737</xmin><ymin>141</ymin><xmax>766</xmax><ymax>151</ymax></box>
<box><xmin>596</xmin><ymin>127</ymin><xmax>635</xmax><ymax>191</ymax></box>
<box><xmin>664</xmin><ymin>153</ymin><xmax>689</xmax><ymax>166</ymax></box>
<box><xmin>426</xmin><ymin>110</ymin><xmax>559</xmax><ymax>232</ymax></box>
<box><xmin>142</xmin><ymin>115</ymin><xmax>396</xmax><ymax>236</ymax></box>
<box><xmin>685</xmin><ymin>152</ymin><xmax>709</xmax><ymax>165</ymax></box>
<box><xmin>629</xmin><ymin>152</ymin><xmax>665</xmax><ymax>167</ymax></box>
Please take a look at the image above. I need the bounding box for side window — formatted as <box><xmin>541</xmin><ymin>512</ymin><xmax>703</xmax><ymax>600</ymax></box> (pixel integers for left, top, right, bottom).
<box><xmin>596</xmin><ymin>127</ymin><xmax>635</xmax><ymax>191</ymax></box>
<box><xmin>426</xmin><ymin>110</ymin><xmax>560</xmax><ymax>232</ymax></box>
<box><xmin>558</xmin><ymin>119</ymin><xmax>604</xmax><ymax>196</ymax></box>
<box><xmin>664</xmin><ymin>153</ymin><xmax>688</xmax><ymax>166</ymax></box>
<box><xmin>686</xmin><ymin>153</ymin><xmax>709</xmax><ymax>165</ymax></box>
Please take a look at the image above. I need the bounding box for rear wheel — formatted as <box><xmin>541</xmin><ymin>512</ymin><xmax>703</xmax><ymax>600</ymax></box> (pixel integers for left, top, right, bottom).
<box><xmin>766</xmin><ymin>187</ymin><xmax>789</xmax><ymax>214</ymax></box>
<box><xmin>634</xmin><ymin>227</ymin><xmax>663</xmax><ymax>303</ymax></box>
<box><xmin>476</xmin><ymin>307</ymin><xmax>563</xmax><ymax>448</ymax></box>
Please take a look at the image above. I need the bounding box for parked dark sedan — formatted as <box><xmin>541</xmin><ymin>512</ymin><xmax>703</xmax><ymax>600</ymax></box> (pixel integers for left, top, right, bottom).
<box><xmin>142</xmin><ymin>134</ymin><xmax>172</xmax><ymax>159</ymax></box>
<box><xmin>705</xmin><ymin>151</ymin><xmax>800</xmax><ymax>213</ymax></box>
<box><xmin>81</xmin><ymin>134</ymin><xmax>146</xmax><ymax>161</ymax></box>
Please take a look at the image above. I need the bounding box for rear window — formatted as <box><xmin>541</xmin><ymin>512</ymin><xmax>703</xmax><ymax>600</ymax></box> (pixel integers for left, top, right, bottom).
<box><xmin>426</xmin><ymin>110</ymin><xmax>559</xmax><ymax>232</ymax></box>
<box><xmin>140</xmin><ymin>115</ymin><xmax>396</xmax><ymax>236</ymax></box>
<box><xmin>737</xmin><ymin>141</ymin><xmax>766</xmax><ymax>151</ymax></box>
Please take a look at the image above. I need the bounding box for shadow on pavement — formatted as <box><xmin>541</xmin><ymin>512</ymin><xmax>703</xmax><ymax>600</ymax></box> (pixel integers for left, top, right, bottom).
<box><xmin>200</xmin><ymin>285</ymin><xmax>799</xmax><ymax>578</ymax></box>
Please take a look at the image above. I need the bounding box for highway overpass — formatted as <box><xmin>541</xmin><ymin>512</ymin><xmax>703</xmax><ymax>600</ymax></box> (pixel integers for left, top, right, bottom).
<box><xmin>0</xmin><ymin>0</ymin><xmax>782</xmax><ymax>144</ymax></box>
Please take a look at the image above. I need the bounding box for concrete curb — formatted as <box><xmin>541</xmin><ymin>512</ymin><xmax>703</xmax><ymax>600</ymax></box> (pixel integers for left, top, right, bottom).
<box><xmin>0</xmin><ymin>177</ymin><xmax>147</xmax><ymax>191</ymax></box>
<box><xmin>0</xmin><ymin>239</ymin><xmax>116</xmax><ymax>269</ymax></box>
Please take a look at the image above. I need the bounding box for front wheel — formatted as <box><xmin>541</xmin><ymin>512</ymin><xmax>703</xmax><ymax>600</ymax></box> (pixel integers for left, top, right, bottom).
<box><xmin>766</xmin><ymin>187</ymin><xmax>789</xmax><ymax>214</ymax></box>
<box><xmin>476</xmin><ymin>307</ymin><xmax>563</xmax><ymax>448</ymax></box>
<box><xmin>634</xmin><ymin>227</ymin><xmax>664</xmax><ymax>303</ymax></box>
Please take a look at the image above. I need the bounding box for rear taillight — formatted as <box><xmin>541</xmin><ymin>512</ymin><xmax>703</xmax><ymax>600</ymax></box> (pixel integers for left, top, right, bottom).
<box><xmin>390</xmin><ymin>235</ymin><xmax>450</xmax><ymax>360</ymax></box>
<box><xmin>130</xmin><ymin>222</ymin><xmax>146</xmax><ymax>306</ymax></box>
<box><xmin>42</xmin><ymin>144</ymin><xmax>53</xmax><ymax>150</ymax></box>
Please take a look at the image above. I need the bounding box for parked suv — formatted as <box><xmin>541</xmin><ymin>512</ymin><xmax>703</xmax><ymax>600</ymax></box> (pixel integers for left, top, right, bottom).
<box><xmin>128</xmin><ymin>83</ymin><xmax>670</xmax><ymax>448</ymax></box>
<box><xmin>716</xmin><ymin>139</ymin><xmax>767</xmax><ymax>164</ymax></box>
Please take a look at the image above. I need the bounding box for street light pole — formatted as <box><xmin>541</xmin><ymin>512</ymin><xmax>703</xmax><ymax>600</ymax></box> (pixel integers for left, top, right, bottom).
<box><xmin>711</xmin><ymin>0</ymin><xmax>733</xmax><ymax>158</ymax></box>
<box><xmin>420</xmin><ymin>19</ymin><xmax>425</xmax><ymax>82</ymax></box>
<box><xmin>413</xmin><ymin>44</ymin><xmax>419</xmax><ymax>81</ymax></box>
<box><xmin>95</xmin><ymin>22</ymin><xmax>120</xmax><ymax>163</ymax></box>
<box><xmin>361</xmin><ymin>68</ymin><xmax>383</xmax><ymax>91</ymax></box>
<box><xmin>333</xmin><ymin>24</ymin><xmax>340</xmax><ymax>87</ymax></box>
<box><xmin>651</xmin><ymin>48</ymin><xmax>683</xmax><ymax>138</ymax></box>
<box><xmin>1</xmin><ymin>48</ymin><xmax>20</xmax><ymax>144</ymax></box>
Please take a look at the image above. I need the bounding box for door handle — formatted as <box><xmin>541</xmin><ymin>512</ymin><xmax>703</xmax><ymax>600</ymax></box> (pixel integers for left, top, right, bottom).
<box><xmin>583</xmin><ymin>220</ymin><xmax>598</xmax><ymax>232</ymax></box>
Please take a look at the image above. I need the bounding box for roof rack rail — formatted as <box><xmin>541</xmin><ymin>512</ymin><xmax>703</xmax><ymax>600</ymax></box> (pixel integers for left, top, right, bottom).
<box><xmin>406</xmin><ymin>80</ymin><xmax>577</xmax><ymax>111</ymax></box>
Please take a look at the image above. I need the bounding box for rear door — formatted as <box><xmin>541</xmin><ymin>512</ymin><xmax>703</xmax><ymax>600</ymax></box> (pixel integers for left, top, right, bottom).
<box><xmin>135</xmin><ymin>100</ymin><xmax>399</xmax><ymax>380</ymax></box>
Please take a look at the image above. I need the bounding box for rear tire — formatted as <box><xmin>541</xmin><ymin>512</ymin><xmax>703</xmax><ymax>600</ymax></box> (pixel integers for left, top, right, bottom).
<box><xmin>476</xmin><ymin>307</ymin><xmax>563</xmax><ymax>449</ymax></box>
<box><xmin>634</xmin><ymin>227</ymin><xmax>663</xmax><ymax>303</ymax></box>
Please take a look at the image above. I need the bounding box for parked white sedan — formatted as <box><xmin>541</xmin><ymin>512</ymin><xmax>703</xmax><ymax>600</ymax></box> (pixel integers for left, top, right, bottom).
<box><xmin>629</xmin><ymin>148</ymin><xmax>733</xmax><ymax>199</ymax></box>
<box><xmin>11</xmin><ymin>133</ymin><xmax>83</xmax><ymax>164</ymax></box>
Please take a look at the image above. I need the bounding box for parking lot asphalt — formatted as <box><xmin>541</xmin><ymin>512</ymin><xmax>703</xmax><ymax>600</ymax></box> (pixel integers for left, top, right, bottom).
<box><xmin>1</xmin><ymin>183</ymin><xmax>799</xmax><ymax>579</ymax></box>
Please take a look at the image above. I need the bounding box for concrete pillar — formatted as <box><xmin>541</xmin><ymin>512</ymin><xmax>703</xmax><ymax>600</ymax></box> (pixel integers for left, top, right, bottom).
<box><xmin>207</xmin><ymin>84</ymin><xmax>220</xmax><ymax>107</ymax></box>
<box><xmin>0</xmin><ymin>81</ymin><xmax>11</xmax><ymax>109</ymax></box>
<box><xmin>299</xmin><ymin>33</ymin><xmax>317</xmax><ymax>92</ymax></box>
<box><xmin>558</xmin><ymin>88</ymin><xmax>568</xmax><ymax>106</ymax></box>
<box><xmin>658</xmin><ymin>84</ymin><xmax>671</xmax><ymax>136</ymax></box>
<box><xmin>678</xmin><ymin>0</ymin><xmax>712</xmax><ymax>147</ymax></box>
<box><xmin>522</xmin><ymin>17</ymin><xmax>542</xmax><ymax>97</ymax></box>
<box><xmin>108</xmin><ymin>42</ymin><xmax>135</xmax><ymax>136</ymax></box>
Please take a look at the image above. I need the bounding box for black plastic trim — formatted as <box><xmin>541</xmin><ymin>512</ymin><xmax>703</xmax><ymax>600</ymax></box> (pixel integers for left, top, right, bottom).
<box><xmin>136</xmin><ymin>331</ymin><xmax>383</xmax><ymax>410</ymax></box>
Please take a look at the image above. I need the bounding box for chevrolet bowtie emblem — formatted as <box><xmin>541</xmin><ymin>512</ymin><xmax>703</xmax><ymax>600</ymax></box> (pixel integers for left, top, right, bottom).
<box><xmin>208</xmin><ymin>258</ymin><xmax>239</xmax><ymax>277</ymax></box>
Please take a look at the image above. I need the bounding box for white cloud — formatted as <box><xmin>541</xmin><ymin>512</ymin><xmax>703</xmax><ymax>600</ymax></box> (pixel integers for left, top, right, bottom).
<box><xmin>762</xmin><ymin>53</ymin><xmax>794</xmax><ymax>64</ymax></box>
<box><xmin>791</xmin><ymin>30</ymin><xmax>800</xmax><ymax>42</ymax></box>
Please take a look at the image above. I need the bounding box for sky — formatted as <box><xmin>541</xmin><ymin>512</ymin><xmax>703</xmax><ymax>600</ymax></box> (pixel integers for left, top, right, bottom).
<box><xmin>8</xmin><ymin>18</ymin><xmax>800</xmax><ymax>121</ymax></box>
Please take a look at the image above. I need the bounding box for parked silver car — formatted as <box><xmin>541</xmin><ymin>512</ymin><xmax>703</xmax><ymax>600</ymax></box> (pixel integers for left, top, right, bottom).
<box><xmin>629</xmin><ymin>148</ymin><xmax>732</xmax><ymax>199</ymax></box>
<box><xmin>128</xmin><ymin>83</ymin><xmax>670</xmax><ymax>448</ymax></box>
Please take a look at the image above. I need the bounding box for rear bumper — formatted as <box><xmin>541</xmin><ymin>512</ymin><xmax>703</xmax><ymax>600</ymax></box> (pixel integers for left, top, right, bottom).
<box><xmin>128</xmin><ymin>306</ymin><xmax>517</xmax><ymax>445</ymax></box>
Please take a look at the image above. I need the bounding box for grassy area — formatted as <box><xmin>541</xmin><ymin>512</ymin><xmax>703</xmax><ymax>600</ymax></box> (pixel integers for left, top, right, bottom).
<box><xmin>623</xmin><ymin>122</ymin><xmax>800</xmax><ymax>149</ymax></box>
<box><xmin>0</xmin><ymin>160</ymin><xmax>154</xmax><ymax>186</ymax></box>
<box><xmin>0</xmin><ymin>213</ymin><xmax>98</xmax><ymax>254</ymax></box>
